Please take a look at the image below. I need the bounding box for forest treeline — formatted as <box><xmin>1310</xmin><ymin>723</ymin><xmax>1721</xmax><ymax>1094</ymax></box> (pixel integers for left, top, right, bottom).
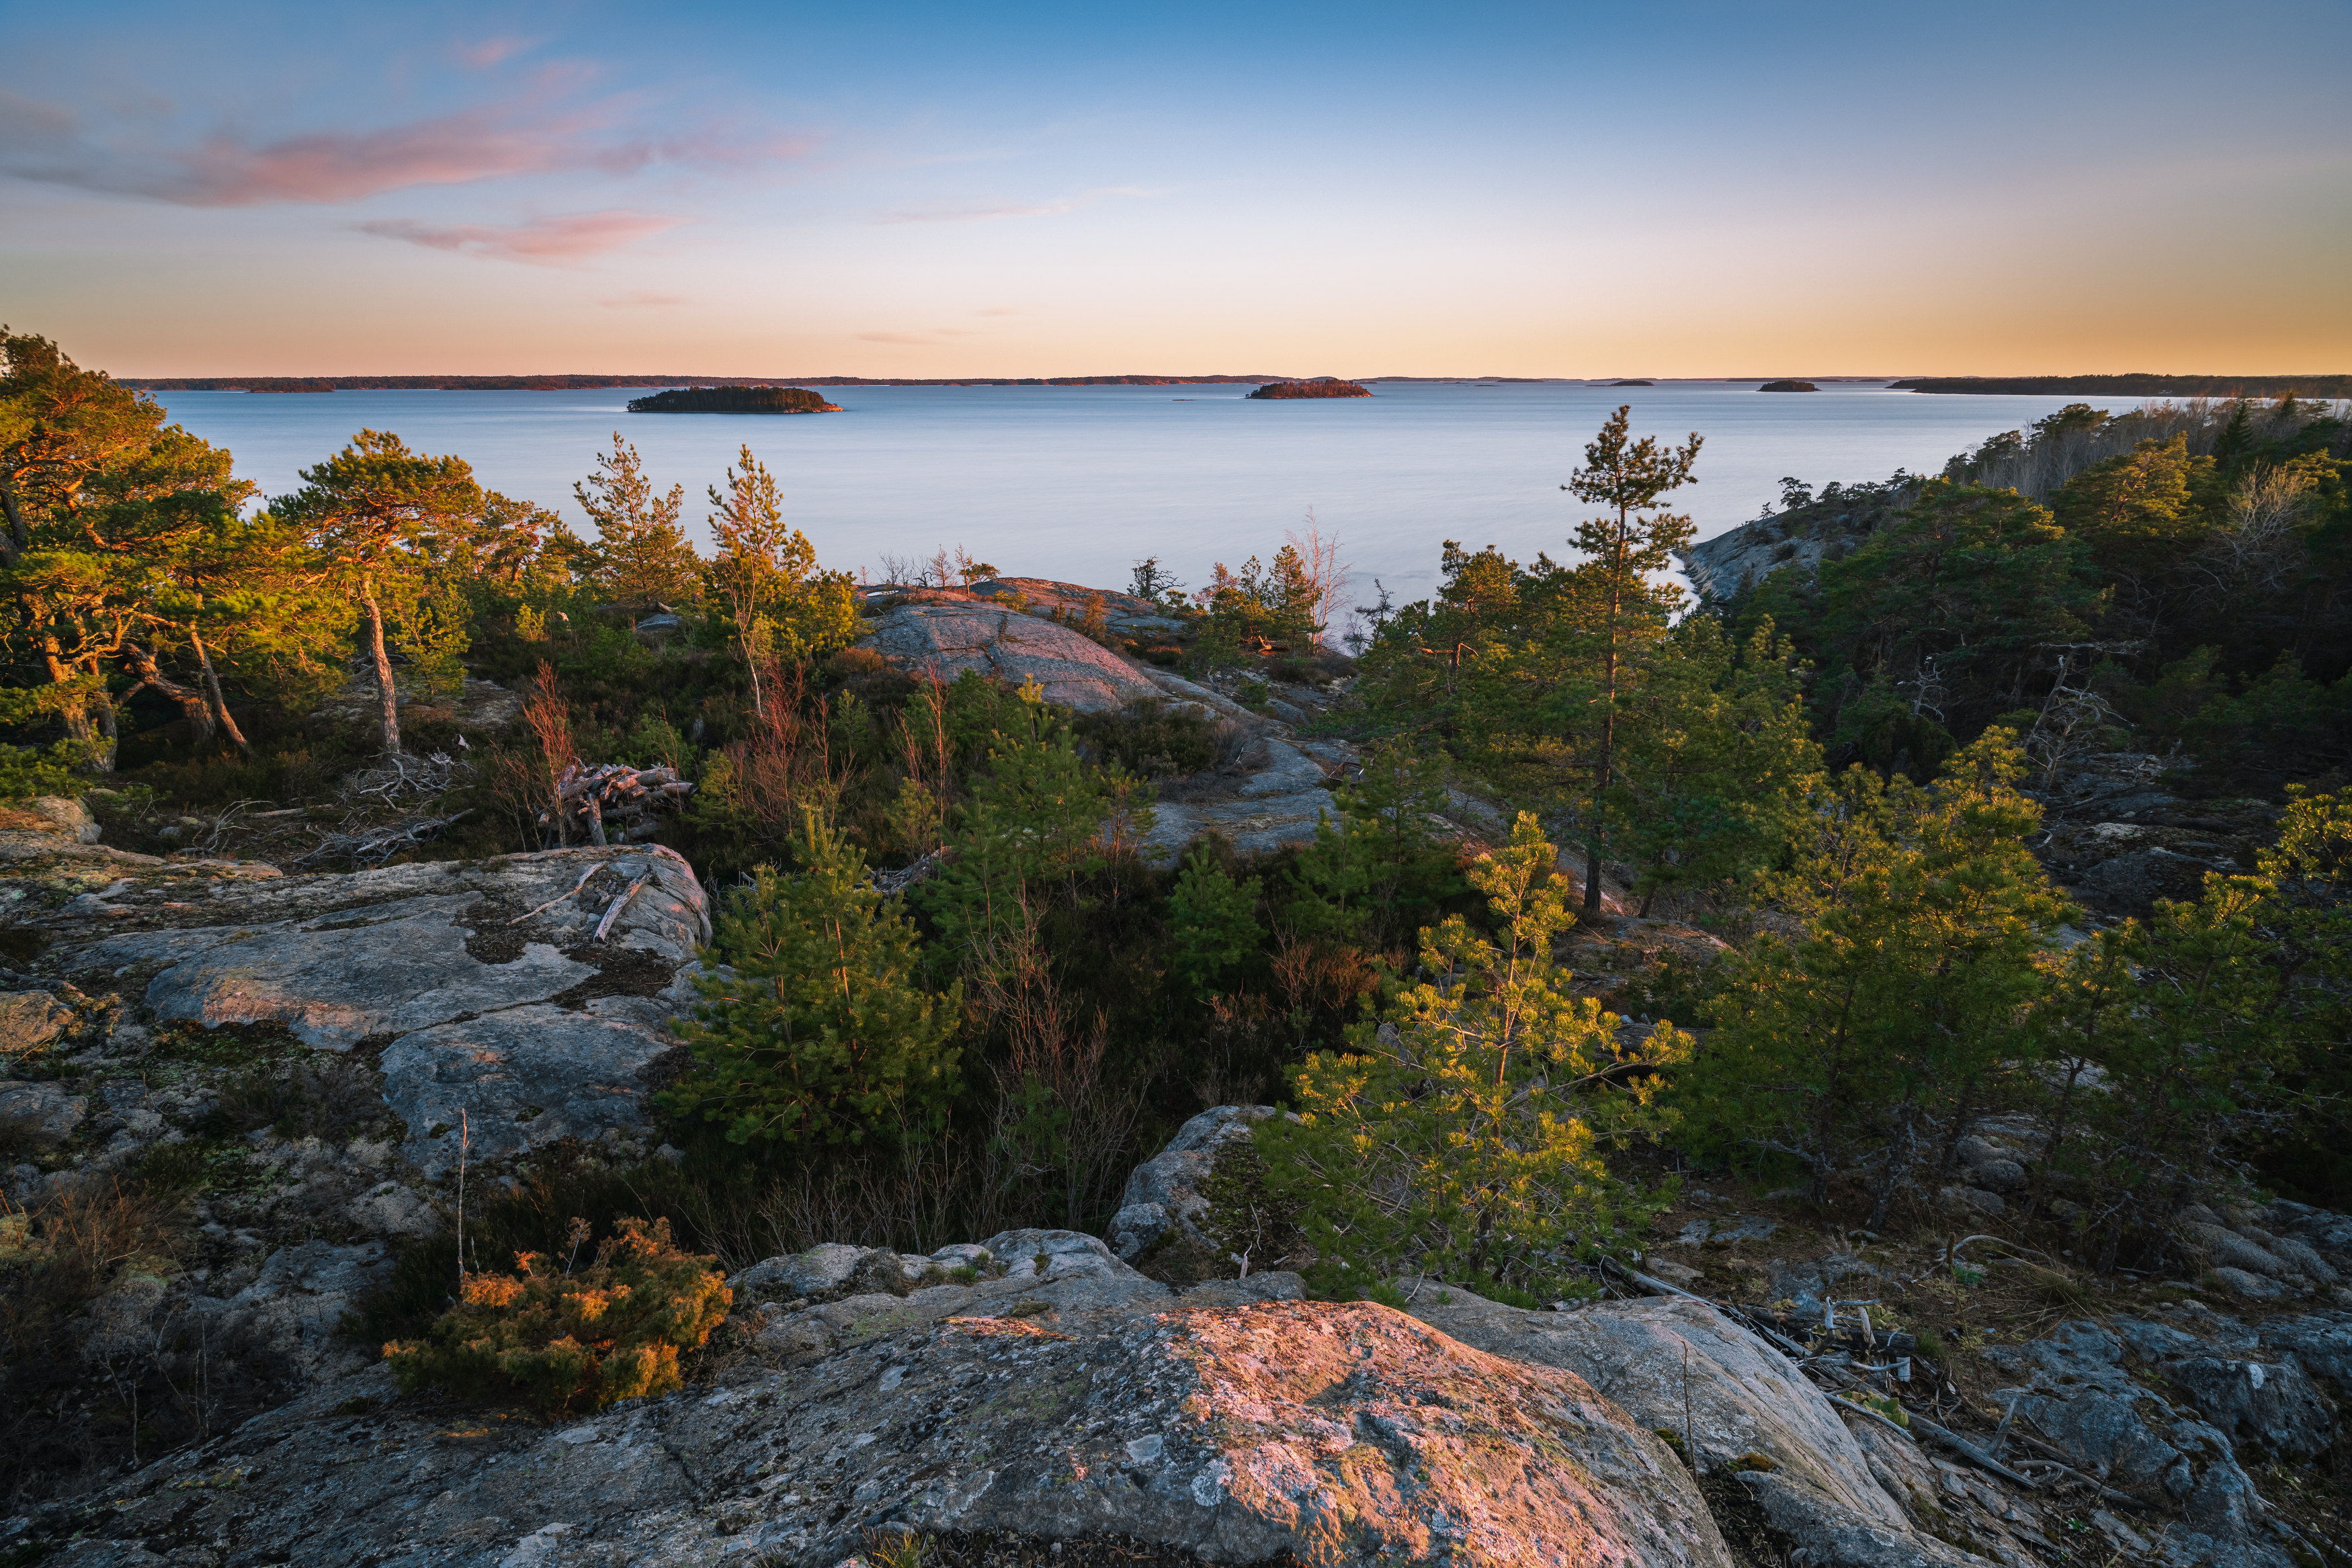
<box><xmin>3</xmin><ymin>326</ymin><xmax>2349</xmax><ymax>1308</ymax></box>
<box><xmin>1894</xmin><ymin>374</ymin><xmax>2352</xmax><ymax>398</ymax></box>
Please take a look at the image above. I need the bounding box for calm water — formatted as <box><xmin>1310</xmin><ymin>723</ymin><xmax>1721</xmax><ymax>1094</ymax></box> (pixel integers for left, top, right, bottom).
<box><xmin>151</xmin><ymin>381</ymin><xmax>2134</xmax><ymax>617</ymax></box>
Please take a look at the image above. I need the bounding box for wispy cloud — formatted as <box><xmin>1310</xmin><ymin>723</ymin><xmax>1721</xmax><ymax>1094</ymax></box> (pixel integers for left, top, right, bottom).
<box><xmin>358</xmin><ymin>210</ymin><xmax>685</xmax><ymax>265</ymax></box>
<box><xmin>454</xmin><ymin>35</ymin><xmax>542</xmax><ymax>69</ymax></box>
<box><xmin>872</xmin><ymin>185</ymin><xmax>1156</xmax><ymax>225</ymax></box>
<box><xmin>599</xmin><ymin>289</ymin><xmax>688</xmax><ymax>307</ymax></box>
<box><xmin>0</xmin><ymin>89</ymin><xmax>819</xmax><ymax>206</ymax></box>
<box><xmin>976</xmin><ymin>306</ymin><xmax>1022</xmax><ymax>317</ymax></box>
<box><xmin>856</xmin><ymin>328</ymin><xmax>980</xmax><ymax>345</ymax></box>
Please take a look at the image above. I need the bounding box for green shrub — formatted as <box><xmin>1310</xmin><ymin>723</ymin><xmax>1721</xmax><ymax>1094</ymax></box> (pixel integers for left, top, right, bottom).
<box><xmin>381</xmin><ymin>1217</ymin><xmax>730</xmax><ymax>1415</ymax></box>
<box><xmin>667</xmin><ymin>812</ymin><xmax>962</xmax><ymax>1147</ymax></box>
<box><xmin>1074</xmin><ymin>699</ymin><xmax>1216</xmax><ymax>779</ymax></box>
<box><xmin>0</xmin><ymin>741</ymin><xmax>92</xmax><ymax>800</ymax></box>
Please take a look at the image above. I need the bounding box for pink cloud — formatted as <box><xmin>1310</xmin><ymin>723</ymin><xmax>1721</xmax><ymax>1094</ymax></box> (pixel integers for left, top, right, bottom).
<box><xmin>0</xmin><ymin>90</ymin><xmax>821</xmax><ymax>207</ymax></box>
<box><xmin>358</xmin><ymin>210</ymin><xmax>685</xmax><ymax>265</ymax></box>
<box><xmin>454</xmin><ymin>36</ymin><xmax>542</xmax><ymax>69</ymax></box>
<box><xmin>166</xmin><ymin>108</ymin><xmax>612</xmax><ymax>204</ymax></box>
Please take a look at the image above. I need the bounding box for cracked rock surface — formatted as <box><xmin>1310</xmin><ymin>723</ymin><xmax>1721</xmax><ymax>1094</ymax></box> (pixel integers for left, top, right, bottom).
<box><xmin>40</xmin><ymin>1291</ymin><xmax>1728</xmax><ymax>1568</ymax></box>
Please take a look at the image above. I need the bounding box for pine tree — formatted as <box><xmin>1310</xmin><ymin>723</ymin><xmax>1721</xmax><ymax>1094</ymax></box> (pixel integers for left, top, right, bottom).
<box><xmin>275</xmin><ymin>430</ymin><xmax>483</xmax><ymax>754</ymax></box>
<box><xmin>667</xmin><ymin>812</ymin><xmax>962</xmax><ymax>1147</ymax></box>
<box><xmin>0</xmin><ymin>332</ymin><xmax>251</xmax><ymax>767</ymax></box>
<box><xmin>706</xmin><ymin>443</ymin><xmax>858</xmax><ymax>711</ymax></box>
<box><xmin>575</xmin><ymin>433</ymin><xmax>700</xmax><ymax>610</ymax></box>
<box><xmin>1556</xmin><ymin>404</ymin><xmax>1702</xmax><ymax>910</ymax></box>
<box><xmin>1609</xmin><ymin>616</ymin><xmax>1822</xmax><ymax>912</ymax></box>
<box><xmin>1691</xmin><ymin>730</ymin><xmax>2068</xmax><ymax>1221</ymax></box>
<box><xmin>1168</xmin><ymin>851</ymin><xmax>1264</xmax><ymax>999</ymax></box>
<box><xmin>1259</xmin><ymin>814</ymin><xmax>1684</xmax><ymax>1303</ymax></box>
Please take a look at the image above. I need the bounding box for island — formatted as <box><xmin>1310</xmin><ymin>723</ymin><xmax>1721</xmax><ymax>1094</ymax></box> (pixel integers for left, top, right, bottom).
<box><xmin>1890</xmin><ymin>374</ymin><xmax>2352</xmax><ymax>397</ymax></box>
<box><xmin>1758</xmin><ymin>379</ymin><xmax>1819</xmax><ymax>392</ymax></box>
<box><xmin>1609</xmin><ymin>378</ymin><xmax>1654</xmax><ymax>386</ymax></box>
<box><xmin>1247</xmin><ymin>378</ymin><xmax>1372</xmax><ymax>400</ymax></box>
<box><xmin>626</xmin><ymin>386</ymin><xmax>843</xmax><ymax>414</ymax></box>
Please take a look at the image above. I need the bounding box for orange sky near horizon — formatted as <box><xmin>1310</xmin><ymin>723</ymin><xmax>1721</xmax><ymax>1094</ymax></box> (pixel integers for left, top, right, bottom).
<box><xmin>7</xmin><ymin>2</ymin><xmax>2347</xmax><ymax>380</ymax></box>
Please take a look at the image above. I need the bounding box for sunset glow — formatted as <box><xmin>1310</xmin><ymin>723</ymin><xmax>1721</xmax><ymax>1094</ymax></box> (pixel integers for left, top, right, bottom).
<box><xmin>6</xmin><ymin>1</ymin><xmax>2348</xmax><ymax>378</ymax></box>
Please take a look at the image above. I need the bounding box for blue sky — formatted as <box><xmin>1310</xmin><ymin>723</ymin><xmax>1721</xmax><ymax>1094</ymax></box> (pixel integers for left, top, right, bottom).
<box><xmin>5</xmin><ymin>0</ymin><xmax>2347</xmax><ymax>375</ymax></box>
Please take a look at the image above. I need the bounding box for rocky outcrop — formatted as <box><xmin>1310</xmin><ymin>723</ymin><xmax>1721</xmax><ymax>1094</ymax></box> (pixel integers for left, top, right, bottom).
<box><xmin>0</xmin><ymin>795</ymin><xmax>101</xmax><ymax>844</ymax></box>
<box><xmin>0</xmin><ymin>1078</ymin><xmax>87</xmax><ymax>1144</ymax></box>
<box><xmin>47</xmin><ymin>843</ymin><xmax>703</xmax><ymax>1053</ymax></box>
<box><xmin>862</xmin><ymin>601</ymin><xmax>1165</xmax><ymax>713</ymax></box>
<box><xmin>0</xmin><ymin>988</ymin><xmax>76</xmax><ymax>1054</ymax></box>
<box><xmin>1111</xmin><ymin>1105</ymin><xmax>1280</xmax><ymax>1262</ymax></box>
<box><xmin>378</xmin><ymin>1000</ymin><xmax>693</xmax><ymax>1177</ymax></box>
<box><xmin>966</xmin><ymin>578</ymin><xmax>1190</xmax><ymax>640</ymax></box>
<box><xmin>1982</xmin><ymin>1314</ymin><xmax>2300</xmax><ymax>1568</ymax></box>
<box><xmin>1405</xmin><ymin>1288</ymin><xmax>1980</xmax><ymax>1568</ymax></box>
<box><xmin>27</xmin><ymin>1266</ymin><xmax>1732</xmax><ymax>1568</ymax></box>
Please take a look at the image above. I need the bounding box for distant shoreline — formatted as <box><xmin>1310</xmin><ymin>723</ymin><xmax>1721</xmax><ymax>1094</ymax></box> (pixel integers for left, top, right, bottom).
<box><xmin>1890</xmin><ymin>374</ymin><xmax>2352</xmax><ymax>397</ymax></box>
<box><xmin>122</xmin><ymin>372</ymin><xmax>1902</xmax><ymax>392</ymax></box>
<box><xmin>120</xmin><ymin>372</ymin><xmax>2343</xmax><ymax>394</ymax></box>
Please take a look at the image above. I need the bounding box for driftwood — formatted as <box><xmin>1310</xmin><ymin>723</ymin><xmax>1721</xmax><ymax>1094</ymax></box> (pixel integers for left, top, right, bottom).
<box><xmin>507</xmin><ymin>863</ymin><xmax>610</xmax><ymax>925</ymax></box>
<box><xmin>871</xmin><ymin>852</ymin><xmax>941</xmax><ymax>896</ymax></box>
<box><xmin>539</xmin><ymin>763</ymin><xmax>694</xmax><ymax>846</ymax></box>
<box><xmin>593</xmin><ymin>875</ymin><xmax>652</xmax><ymax>942</ymax></box>
<box><xmin>294</xmin><ymin>810</ymin><xmax>472</xmax><ymax>868</ymax></box>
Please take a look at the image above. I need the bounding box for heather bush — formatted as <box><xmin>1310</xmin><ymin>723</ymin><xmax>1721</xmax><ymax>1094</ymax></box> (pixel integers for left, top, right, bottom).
<box><xmin>381</xmin><ymin>1217</ymin><xmax>730</xmax><ymax>1415</ymax></box>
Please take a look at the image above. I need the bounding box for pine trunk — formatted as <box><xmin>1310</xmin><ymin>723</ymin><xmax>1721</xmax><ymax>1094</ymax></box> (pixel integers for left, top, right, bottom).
<box><xmin>192</xmin><ymin>627</ymin><xmax>252</xmax><ymax>754</ymax></box>
<box><xmin>46</xmin><ymin>653</ymin><xmax>117</xmax><ymax>773</ymax></box>
<box><xmin>362</xmin><ymin>574</ymin><xmax>403</xmax><ymax>754</ymax></box>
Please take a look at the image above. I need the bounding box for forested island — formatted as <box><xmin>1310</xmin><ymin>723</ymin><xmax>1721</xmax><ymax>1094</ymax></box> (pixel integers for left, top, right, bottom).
<box><xmin>1246</xmin><ymin>377</ymin><xmax>1373</xmax><ymax>399</ymax></box>
<box><xmin>1895</xmin><ymin>373</ymin><xmax>2352</xmax><ymax>396</ymax></box>
<box><xmin>1757</xmin><ymin>378</ymin><xmax>1818</xmax><ymax>391</ymax></box>
<box><xmin>626</xmin><ymin>386</ymin><xmax>843</xmax><ymax>414</ymax></box>
<box><xmin>6</xmin><ymin>326</ymin><xmax>2352</xmax><ymax>1561</ymax></box>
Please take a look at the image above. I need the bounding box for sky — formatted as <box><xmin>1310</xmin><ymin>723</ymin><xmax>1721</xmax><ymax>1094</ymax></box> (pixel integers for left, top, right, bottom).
<box><xmin>4</xmin><ymin>0</ymin><xmax>2348</xmax><ymax>379</ymax></box>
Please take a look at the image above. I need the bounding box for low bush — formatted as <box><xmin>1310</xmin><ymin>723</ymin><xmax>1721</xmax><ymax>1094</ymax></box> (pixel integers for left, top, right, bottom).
<box><xmin>381</xmin><ymin>1217</ymin><xmax>731</xmax><ymax>1415</ymax></box>
<box><xmin>1073</xmin><ymin>699</ymin><xmax>1217</xmax><ymax>780</ymax></box>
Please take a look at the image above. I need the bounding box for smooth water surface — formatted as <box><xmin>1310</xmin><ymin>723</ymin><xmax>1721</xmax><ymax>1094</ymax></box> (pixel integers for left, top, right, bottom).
<box><xmin>153</xmin><ymin>381</ymin><xmax>2136</xmax><ymax>617</ymax></box>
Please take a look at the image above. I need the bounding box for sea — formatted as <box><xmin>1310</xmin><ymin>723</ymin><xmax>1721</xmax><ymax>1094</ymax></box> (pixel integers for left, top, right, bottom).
<box><xmin>150</xmin><ymin>380</ymin><xmax>2146</xmax><ymax>621</ymax></box>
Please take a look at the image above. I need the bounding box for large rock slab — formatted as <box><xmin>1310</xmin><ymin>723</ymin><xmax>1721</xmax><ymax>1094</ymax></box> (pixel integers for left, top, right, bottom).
<box><xmin>37</xmin><ymin>1299</ymin><xmax>1730</xmax><ymax>1568</ymax></box>
<box><xmin>94</xmin><ymin>898</ymin><xmax>593</xmax><ymax>1051</ymax></box>
<box><xmin>1144</xmin><ymin>789</ymin><xmax>1339</xmax><ymax>859</ymax></box>
<box><xmin>862</xmin><ymin>601</ymin><xmax>1163</xmax><ymax>712</ymax></box>
<box><xmin>378</xmin><ymin>1004</ymin><xmax>683</xmax><ymax>1176</ymax></box>
<box><xmin>968</xmin><ymin>578</ymin><xmax>1191</xmax><ymax>638</ymax></box>
<box><xmin>48</xmin><ymin>847</ymin><xmax>708</xmax><ymax>1051</ymax></box>
<box><xmin>1402</xmin><ymin>1290</ymin><xmax>1941</xmax><ymax>1553</ymax></box>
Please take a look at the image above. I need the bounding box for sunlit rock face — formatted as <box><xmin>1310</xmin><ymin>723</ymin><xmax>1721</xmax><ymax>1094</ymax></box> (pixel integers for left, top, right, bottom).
<box><xmin>42</xmin><ymin>1293</ymin><xmax>1732</xmax><ymax>1568</ymax></box>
